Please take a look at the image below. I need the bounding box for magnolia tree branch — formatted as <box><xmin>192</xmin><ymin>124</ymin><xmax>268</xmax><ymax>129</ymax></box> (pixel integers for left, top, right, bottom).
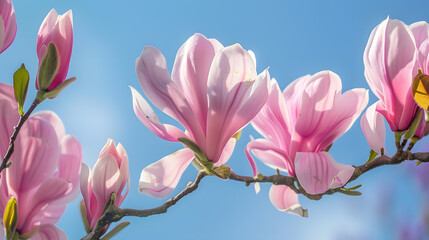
<box><xmin>81</xmin><ymin>148</ymin><xmax>429</xmax><ymax>239</ymax></box>
<box><xmin>81</xmin><ymin>171</ymin><xmax>208</xmax><ymax>240</ymax></box>
<box><xmin>230</xmin><ymin>149</ymin><xmax>429</xmax><ymax>200</ymax></box>
<box><xmin>0</xmin><ymin>100</ymin><xmax>39</xmax><ymax>174</ymax></box>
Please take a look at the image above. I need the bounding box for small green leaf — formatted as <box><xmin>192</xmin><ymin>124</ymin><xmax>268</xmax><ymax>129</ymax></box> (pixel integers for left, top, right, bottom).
<box><xmin>3</xmin><ymin>198</ymin><xmax>17</xmax><ymax>240</ymax></box>
<box><xmin>40</xmin><ymin>77</ymin><xmax>76</xmax><ymax>100</ymax></box>
<box><xmin>232</xmin><ymin>130</ymin><xmax>242</xmax><ymax>140</ymax></box>
<box><xmin>323</xmin><ymin>143</ymin><xmax>333</xmax><ymax>152</ymax></box>
<box><xmin>178</xmin><ymin>137</ymin><xmax>212</xmax><ymax>170</ymax></box>
<box><xmin>342</xmin><ymin>184</ymin><xmax>362</xmax><ymax>191</ymax></box>
<box><xmin>338</xmin><ymin>189</ymin><xmax>362</xmax><ymax>196</ymax></box>
<box><xmin>404</xmin><ymin>110</ymin><xmax>423</xmax><ymax>140</ymax></box>
<box><xmin>212</xmin><ymin>165</ymin><xmax>231</xmax><ymax>179</ymax></box>
<box><xmin>366</xmin><ymin>150</ymin><xmax>378</xmax><ymax>163</ymax></box>
<box><xmin>6</xmin><ymin>162</ymin><xmax>12</xmax><ymax>168</ymax></box>
<box><xmin>13</xmin><ymin>64</ymin><xmax>29</xmax><ymax>116</ymax></box>
<box><xmin>37</xmin><ymin>42</ymin><xmax>59</xmax><ymax>90</ymax></box>
<box><xmin>80</xmin><ymin>200</ymin><xmax>91</xmax><ymax>234</ymax></box>
<box><xmin>103</xmin><ymin>192</ymin><xmax>116</xmax><ymax>214</ymax></box>
<box><xmin>416</xmin><ymin>160</ymin><xmax>422</xmax><ymax>166</ymax></box>
<box><xmin>100</xmin><ymin>221</ymin><xmax>130</xmax><ymax>240</ymax></box>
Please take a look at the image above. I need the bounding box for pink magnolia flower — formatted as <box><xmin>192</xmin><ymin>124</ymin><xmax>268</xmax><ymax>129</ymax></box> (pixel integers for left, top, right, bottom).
<box><xmin>0</xmin><ymin>83</ymin><xmax>82</xmax><ymax>239</ymax></box>
<box><xmin>246</xmin><ymin>71</ymin><xmax>368</xmax><ymax>216</ymax></box>
<box><xmin>80</xmin><ymin>139</ymin><xmax>130</xmax><ymax>231</ymax></box>
<box><xmin>36</xmin><ymin>9</ymin><xmax>73</xmax><ymax>91</ymax></box>
<box><xmin>132</xmin><ymin>33</ymin><xmax>269</xmax><ymax>198</ymax></box>
<box><xmin>364</xmin><ymin>17</ymin><xmax>422</xmax><ymax>132</ymax></box>
<box><xmin>360</xmin><ymin>102</ymin><xmax>386</xmax><ymax>153</ymax></box>
<box><xmin>0</xmin><ymin>0</ymin><xmax>16</xmax><ymax>54</ymax></box>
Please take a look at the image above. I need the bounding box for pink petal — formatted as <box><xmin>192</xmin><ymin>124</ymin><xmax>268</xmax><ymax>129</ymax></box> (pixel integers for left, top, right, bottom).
<box><xmin>32</xmin><ymin>111</ymin><xmax>66</xmax><ymax>143</ymax></box>
<box><xmin>135</xmin><ymin>46</ymin><xmax>205</xmax><ymax>145</ymax></box>
<box><xmin>19</xmin><ymin>178</ymin><xmax>72</xmax><ymax>233</ymax></box>
<box><xmin>292</xmin><ymin>72</ymin><xmax>368</xmax><ymax>154</ymax></box>
<box><xmin>214</xmin><ymin>138</ymin><xmax>236</xmax><ymax>167</ymax></box>
<box><xmin>245</xmin><ymin>139</ymin><xmax>292</xmax><ymax>176</ymax></box>
<box><xmin>115</xmin><ymin>143</ymin><xmax>130</xmax><ymax>206</ymax></box>
<box><xmin>91</xmin><ymin>154</ymin><xmax>122</xmax><ymax>217</ymax></box>
<box><xmin>6</xmin><ymin>118</ymin><xmax>59</xmax><ymax>196</ymax></box>
<box><xmin>130</xmin><ymin>86</ymin><xmax>186</xmax><ymax>142</ymax></box>
<box><xmin>139</xmin><ymin>148</ymin><xmax>194</xmax><ymax>198</ymax></box>
<box><xmin>31</xmin><ymin>224</ymin><xmax>67</xmax><ymax>240</ymax></box>
<box><xmin>171</xmin><ymin>33</ymin><xmax>220</xmax><ymax>132</ymax></box>
<box><xmin>269</xmin><ymin>185</ymin><xmax>308</xmax><ymax>217</ymax></box>
<box><xmin>295</xmin><ymin>152</ymin><xmax>354</xmax><ymax>195</ymax></box>
<box><xmin>361</xmin><ymin>102</ymin><xmax>386</xmax><ymax>153</ymax></box>
<box><xmin>0</xmin><ymin>91</ymin><xmax>19</xmax><ymax>156</ymax></box>
<box><xmin>410</xmin><ymin>21</ymin><xmax>429</xmax><ymax>49</ymax></box>
<box><xmin>80</xmin><ymin>163</ymin><xmax>93</xmax><ymax>223</ymax></box>
<box><xmin>251</xmin><ymin>79</ymin><xmax>291</xmax><ymax>148</ymax></box>
<box><xmin>206</xmin><ymin>44</ymin><xmax>269</xmax><ymax>162</ymax></box>
<box><xmin>418</xmin><ymin>39</ymin><xmax>429</xmax><ymax>74</ymax></box>
<box><xmin>0</xmin><ymin>0</ymin><xmax>16</xmax><ymax>54</ymax></box>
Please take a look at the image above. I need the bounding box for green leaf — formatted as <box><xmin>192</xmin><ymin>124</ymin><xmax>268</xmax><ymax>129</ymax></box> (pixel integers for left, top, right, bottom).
<box><xmin>338</xmin><ymin>189</ymin><xmax>362</xmax><ymax>196</ymax></box>
<box><xmin>342</xmin><ymin>184</ymin><xmax>362</xmax><ymax>191</ymax></box>
<box><xmin>416</xmin><ymin>160</ymin><xmax>422</xmax><ymax>166</ymax></box>
<box><xmin>366</xmin><ymin>150</ymin><xmax>378</xmax><ymax>163</ymax></box>
<box><xmin>212</xmin><ymin>165</ymin><xmax>231</xmax><ymax>179</ymax></box>
<box><xmin>39</xmin><ymin>77</ymin><xmax>76</xmax><ymax>100</ymax></box>
<box><xmin>3</xmin><ymin>198</ymin><xmax>17</xmax><ymax>240</ymax></box>
<box><xmin>404</xmin><ymin>110</ymin><xmax>423</xmax><ymax>140</ymax></box>
<box><xmin>13</xmin><ymin>64</ymin><xmax>29</xmax><ymax>116</ymax></box>
<box><xmin>100</xmin><ymin>221</ymin><xmax>130</xmax><ymax>240</ymax></box>
<box><xmin>178</xmin><ymin>137</ymin><xmax>213</xmax><ymax>171</ymax></box>
<box><xmin>38</xmin><ymin>42</ymin><xmax>59</xmax><ymax>90</ymax></box>
<box><xmin>80</xmin><ymin>200</ymin><xmax>91</xmax><ymax>234</ymax></box>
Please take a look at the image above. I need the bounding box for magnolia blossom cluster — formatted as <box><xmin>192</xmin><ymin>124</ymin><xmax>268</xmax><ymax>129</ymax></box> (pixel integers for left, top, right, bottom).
<box><xmin>0</xmin><ymin>0</ymin><xmax>429</xmax><ymax>238</ymax></box>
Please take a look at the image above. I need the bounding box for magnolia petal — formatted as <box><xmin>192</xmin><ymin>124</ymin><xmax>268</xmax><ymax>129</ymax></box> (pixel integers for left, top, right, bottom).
<box><xmin>206</xmin><ymin>44</ymin><xmax>269</xmax><ymax>162</ymax></box>
<box><xmin>139</xmin><ymin>148</ymin><xmax>194</xmax><ymax>198</ymax></box>
<box><xmin>135</xmin><ymin>46</ymin><xmax>204</xmax><ymax>145</ymax></box>
<box><xmin>91</xmin><ymin>155</ymin><xmax>121</xmax><ymax>209</ymax></box>
<box><xmin>80</xmin><ymin>163</ymin><xmax>92</xmax><ymax>222</ymax></box>
<box><xmin>172</xmin><ymin>33</ymin><xmax>219</xmax><ymax>131</ymax></box>
<box><xmin>215</xmin><ymin>138</ymin><xmax>236</xmax><ymax>167</ymax></box>
<box><xmin>32</xmin><ymin>111</ymin><xmax>66</xmax><ymax>142</ymax></box>
<box><xmin>0</xmin><ymin>0</ymin><xmax>16</xmax><ymax>54</ymax></box>
<box><xmin>31</xmin><ymin>224</ymin><xmax>67</xmax><ymax>240</ymax></box>
<box><xmin>115</xmin><ymin>143</ymin><xmax>130</xmax><ymax>206</ymax></box>
<box><xmin>245</xmin><ymin>139</ymin><xmax>291</xmax><ymax>176</ymax></box>
<box><xmin>6</xmin><ymin>118</ymin><xmax>59</xmax><ymax>196</ymax></box>
<box><xmin>361</xmin><ymin>102</ymin><xmax>386</xmax><ymax>153</ymax></box>
<box><xmin>269</xmin><ymin>185</ymin><xmax>308</xmax><ymax>217</ymax></box>
<box><xmin>131</xmin><ymin>86</ymin><xmax>186</xmax><ymax>142</ymax></box>
<box><xmin>295</xmin><ymin>152</ymin><xmax>354</xmax><ymax>195</ymax></box>
<box><xmin>251</xmin><ymin>79</ymin><xmax>291</xmax><ymax>148</ymax></box>
<box><xmin>410</xmin><ymin>21</ymin><xmax>429</xmax><ymax>49</ymax></box>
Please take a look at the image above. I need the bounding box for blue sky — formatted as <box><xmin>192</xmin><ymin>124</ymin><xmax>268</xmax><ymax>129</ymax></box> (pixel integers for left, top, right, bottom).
<box><xmin>1</xmin><ymin>0</ymin><xmax>429</xmax><ymax>239</ymax></box>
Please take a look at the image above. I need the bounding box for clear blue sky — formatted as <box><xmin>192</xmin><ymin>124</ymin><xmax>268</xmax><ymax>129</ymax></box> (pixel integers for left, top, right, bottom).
<box><xmin>1</xmin><ymin>0</ymin><xmax>429</xmax><ymax>239</ymax></box>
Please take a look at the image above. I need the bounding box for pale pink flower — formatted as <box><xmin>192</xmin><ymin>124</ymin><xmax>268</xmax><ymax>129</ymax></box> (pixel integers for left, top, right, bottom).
<box><xmin>0</xmin><ymin>83</ymin><xmax>82</xmax><ymax>239</ymax></box>
<box><xmin>36</xmin><ymin>9</ymin><xmax>73</xmax><ymax>91</ymax></box>
<box><xmin>246</xmin><ymin>71</ymin><xmax>368</xmax><ymax>216</ymax></box>
<box><xmin>80</xmin><ymin>139</ymin><xmax>129</xmax><ymax>231</ymax></box>
<box><xmin>360</xmin><ymin>103</ymin><xmax>386</xmax><ymax>153</ymax></box>
<box><xmin>0</xmin><ymin>0</ymin><xmax>16</xmax><ymax>54</ymax></box>
<box><xmin>132</xmin><ymin>33</ymin><xmax>269</xmax><ymax>198</ymax></box>
<box><xmin>364</xmin><ymin>17</ymin><xmax>421</xmax><ymax>132</ymax></box>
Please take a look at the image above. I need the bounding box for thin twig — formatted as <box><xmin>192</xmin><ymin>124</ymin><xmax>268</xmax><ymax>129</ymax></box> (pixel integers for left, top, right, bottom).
<box><xmin>81</xmin><ymin>171</ymin><xmax>208</xmax><ymax>240</ymax></box>
<box><xmin>0</xmin><ymin>100</ymin><xmax>39</xmax><ymax>174</ymax></box>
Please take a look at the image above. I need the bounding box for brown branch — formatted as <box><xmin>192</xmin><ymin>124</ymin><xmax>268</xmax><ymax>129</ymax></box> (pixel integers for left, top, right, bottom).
<box><xmin>81</xmin><ymin>170</ymin><xmax>208</xmax><ymax>240</ymax></box>
<box><xmin>0</xmin><ymin>100</ymin><xmax>39</xmax><ymax>174</ymax></box>
<box><xmin>229</xmin><ymin>149</ymin><xmax>429</xmax><ymax>200</ymax></box>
